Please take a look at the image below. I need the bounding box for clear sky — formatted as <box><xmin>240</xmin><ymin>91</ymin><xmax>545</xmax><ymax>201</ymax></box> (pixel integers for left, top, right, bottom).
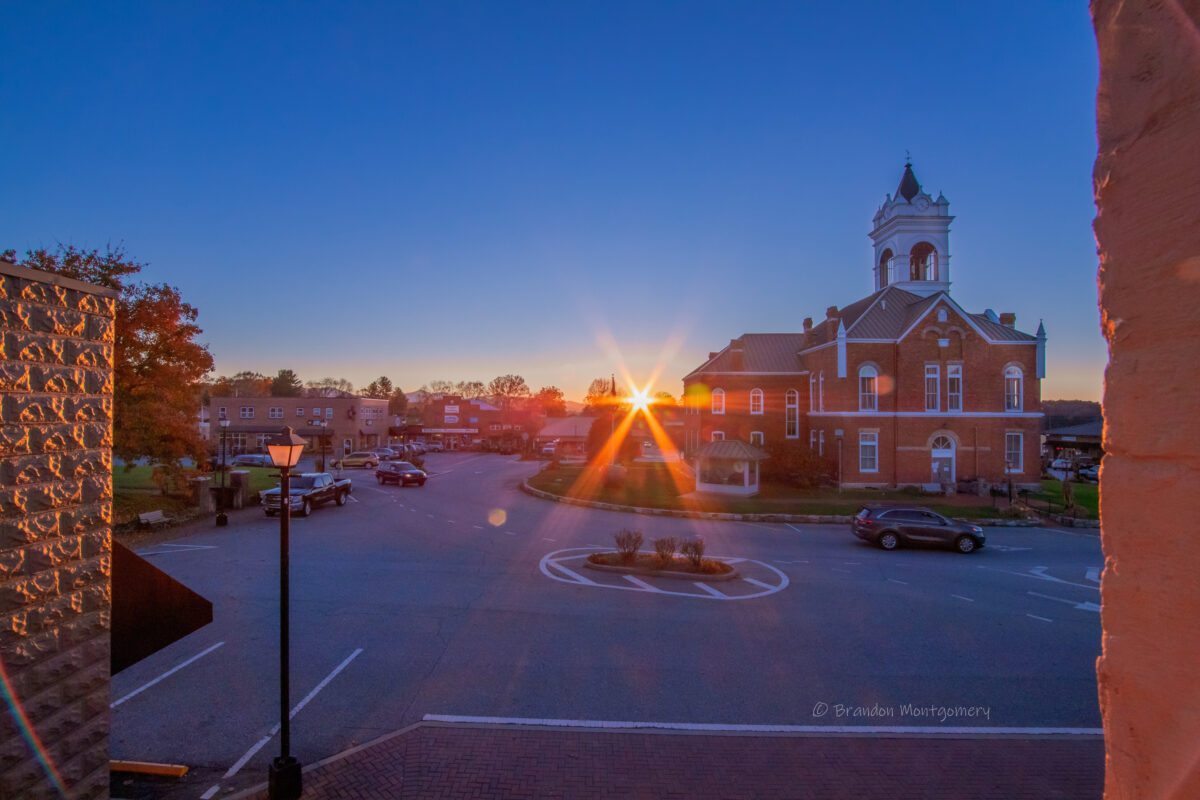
<box><xmin>0</xmin><ymin>1</ymin><xmax>1102</xmax><ymax>402</ymax></box>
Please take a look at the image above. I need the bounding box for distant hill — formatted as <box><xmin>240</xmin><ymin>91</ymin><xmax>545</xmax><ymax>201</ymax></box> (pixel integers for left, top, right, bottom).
<box><xmin>1043</xmin><ymin>399</ymin><xmax>1101</xmax><ymax>430</ymax></box>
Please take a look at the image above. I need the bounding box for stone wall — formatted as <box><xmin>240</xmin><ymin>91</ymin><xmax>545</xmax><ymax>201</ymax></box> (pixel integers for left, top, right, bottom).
<box><xmin>0</xmin><ymin>261</ymin><xmax>117</xmax><ymax>798</ymax></box>
<box><xmin>1094</xmin><ymin>2</ymin><xmax>1200</xmax><ymax>798</ymax></box>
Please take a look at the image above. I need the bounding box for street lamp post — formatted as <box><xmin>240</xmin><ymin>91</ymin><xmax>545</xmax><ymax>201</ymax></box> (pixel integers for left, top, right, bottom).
<box><xmin>266</xmin><ymin>426</ymin><xmax>307</xmax><ymax>800</ymax></box>
<box><xmin>216</xmin><ymin>418</ymin><xmax>231</xmax><ymax>526</ymax></box>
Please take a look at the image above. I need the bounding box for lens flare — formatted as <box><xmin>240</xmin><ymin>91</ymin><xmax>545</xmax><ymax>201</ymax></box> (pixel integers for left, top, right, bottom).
<box><xmin>488</xmin><ymin>508</ymin><xmax>507</xmax><ymax>527</ymax></box>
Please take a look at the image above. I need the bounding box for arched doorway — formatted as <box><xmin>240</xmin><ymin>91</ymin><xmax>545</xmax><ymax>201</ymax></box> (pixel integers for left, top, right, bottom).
<box><xmin>910</xmin><ymin>242</ymin><xmax>937</xmax><ymax>281</ymax></box>
<box><xmin>931</xmin><ymin>434</ymin><xmax>955</xmax><ymax>485</ymax></box>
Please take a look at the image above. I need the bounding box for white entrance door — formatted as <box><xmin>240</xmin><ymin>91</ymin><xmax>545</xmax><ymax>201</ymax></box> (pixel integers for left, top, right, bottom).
<box><xmin>931</xmin><ymin>435</ymin><xmax>955</xmax><ymax>485</ymax></box>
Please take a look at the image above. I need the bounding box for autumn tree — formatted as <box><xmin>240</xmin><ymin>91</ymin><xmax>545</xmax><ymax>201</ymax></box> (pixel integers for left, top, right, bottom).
<box><xmin>306</xmin><ymin>377</ymin><xmax>355</xmax><ymax>397</ymax></box>
<box><xmin>363</xmin><ymin>376</ymin><xmax>394</xmax><ymax>399</ymax></box>
<box><xmin>585</xmin><ymin>377</ymin><xmax>619</xmax><ymax>412</ymax></box>
<box><xmin>421</xmin><ymin>379</ymin><xmax>456</xmax><ymax>395</ymax></box>
<box><xmin>488</xmin><ymin>374</ymin><xmax>531</xmax><ymax>412</ymax></box>
<box><xmin>455</xmin><ymin>380</ymin><xmax>487</xmax><ymax>399</ymax></box>
<box><xmin>533</xmin><ymin>386</ymin><xmax>567</xmax><ymax>417</ymax></box>
<box><xmin>270</xmin><ymin>369</ymin><xmax>304</xmax><ymax>397</ymax></box>
<box><xmin>17</xmin><ymin>244</ymin><xmax>214</xmax><ymax>466</ymax></box>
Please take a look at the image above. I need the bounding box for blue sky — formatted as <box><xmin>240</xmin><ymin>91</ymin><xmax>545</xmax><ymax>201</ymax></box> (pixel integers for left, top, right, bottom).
<box><xmin>0</xmin><ymin>1</ymin><xmax>1102</xmax><ymax>401</ymax></box>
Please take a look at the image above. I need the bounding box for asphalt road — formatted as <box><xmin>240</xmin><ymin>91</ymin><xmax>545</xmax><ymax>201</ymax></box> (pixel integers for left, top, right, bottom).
<box><xmin>109</xmin><ymin>452</ymin><xmax>1104</xmax><ymax>798</ymax></box>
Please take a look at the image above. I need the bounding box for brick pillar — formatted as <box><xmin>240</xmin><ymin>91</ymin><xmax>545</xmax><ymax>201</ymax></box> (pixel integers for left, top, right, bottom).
<box><xmin>1094</xmin><ymin>2</ymin><xmax>1200</xmax><ymax>798</ymax></box>
<box><xmin>1</xmin><ymin>261</ymin><xmax>117</xmax><ymax>799</ymax></box>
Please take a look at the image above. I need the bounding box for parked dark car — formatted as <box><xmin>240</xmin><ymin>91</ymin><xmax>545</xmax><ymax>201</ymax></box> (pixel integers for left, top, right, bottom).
<box><xmin>231</xmin><ymin>453</ymin><xmax>272</xmax><ymax>467</ymax></box>
<box><xmin>376</xmin><ymin>461</ymin><xmax>427</xmax><ymax>487</ymax></box>
<box><xmin>852</xmin><ymin>506</ymin><xmax>986</xmax><ymax>553</ymax></box>
<box><xmin>261</xmin><ymin>472</ymin><xmax>352</xmax><ymax>517</ymax></box>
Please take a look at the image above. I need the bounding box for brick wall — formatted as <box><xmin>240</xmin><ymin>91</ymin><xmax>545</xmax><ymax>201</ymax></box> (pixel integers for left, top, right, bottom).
<box><xmin>1</xmin><ymin>261</ymin><xmax>116</xmax><ymax>799</ymax></box>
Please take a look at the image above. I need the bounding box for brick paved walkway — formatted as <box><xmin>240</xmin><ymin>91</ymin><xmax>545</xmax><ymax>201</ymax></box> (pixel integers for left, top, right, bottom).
<box><xmin>232</xmin><ymin>724</ymin><xmax>1104</xmax><ymax>799</ymax></box>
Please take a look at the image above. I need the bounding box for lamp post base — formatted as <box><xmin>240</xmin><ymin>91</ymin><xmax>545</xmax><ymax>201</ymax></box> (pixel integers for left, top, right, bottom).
<box><xmin>268</xmin><ymin>756</ymin><xmax>302</xmax><ymax>800</ymax></box>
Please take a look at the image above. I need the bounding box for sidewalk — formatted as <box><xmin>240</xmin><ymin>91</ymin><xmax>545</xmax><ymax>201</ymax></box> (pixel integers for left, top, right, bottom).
<box><xmin>230</xmin><ymin>722</ymin><xmax>1104</xmax><ymax>799</ymax></box>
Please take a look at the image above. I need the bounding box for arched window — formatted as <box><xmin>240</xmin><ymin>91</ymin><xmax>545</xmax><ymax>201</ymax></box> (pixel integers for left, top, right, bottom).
<box><xmin>858</xmin><ymin>365</ymin><xmax>878</xmax><ymax>411</ymax></box>
<box><xmin>910</xmin><ymin>242</ymin><xmax>937</xmax><ymax>281</ymax></box>
<box><xmin>711</xmin><ymin>388</ymin><xmax>725</xmax><ymax>415</ymax></box>
<box><xmin>879</xmin><ymin>248</ymin><xmax>893</xmax><ymax>288</ymax></box>
<box><xmin>750</xmin><ymin>388</ymin><xmax>763</xmax><ymax>415</ymax></box>
<box><xmin>1004</xmin><ymin>367</ymin><xmax>1023</xmax><ymax>411</ymax></box>
<box><xmin>932</xmin><ymin>435</ymin><xmax>954</xmax><ymax>451</ymax></box>
<box><xmin>785</xmin><ymin>389</ymin><xmax>799</xmax><ymax>438</ymax></box>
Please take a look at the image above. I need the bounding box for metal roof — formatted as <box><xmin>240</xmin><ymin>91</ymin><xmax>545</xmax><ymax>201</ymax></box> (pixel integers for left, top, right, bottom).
<box><xmin>695</xmin><ymin>439</ymin><xmax>769</xmax><ymax>461</ymax></box>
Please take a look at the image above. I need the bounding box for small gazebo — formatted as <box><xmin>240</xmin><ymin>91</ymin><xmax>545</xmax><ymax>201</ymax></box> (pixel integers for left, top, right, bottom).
<box><xmin>693</xmin><ymin>439</ymin><xmax>770</xmax><ymax>496</ymax></box>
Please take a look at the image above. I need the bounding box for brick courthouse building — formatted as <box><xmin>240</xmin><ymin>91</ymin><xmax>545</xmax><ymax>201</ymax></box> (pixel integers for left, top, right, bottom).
<box><xmin>683</xmin><ymin>164</ymin><xmax>1046</xmax><ymax>490</ymax></box>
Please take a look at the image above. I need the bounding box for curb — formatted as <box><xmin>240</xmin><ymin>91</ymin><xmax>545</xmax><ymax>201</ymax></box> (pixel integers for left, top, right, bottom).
<box><xmin>583</xmin><ymin>559</ymin><xmax>740</xmax><ymax>582</ymax></box>
<box><xmin>520</xmin><ymin>481</ymin><xmax>1039</xmax><ymax>527</ymax></box>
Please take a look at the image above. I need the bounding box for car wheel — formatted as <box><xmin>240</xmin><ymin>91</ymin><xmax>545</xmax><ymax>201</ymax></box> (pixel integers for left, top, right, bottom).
<box><xmin>335</xmin><ymin>491</ymin><xmax>347</xmax><ymax>506</ymax></box>
<box><xmin>955</xmin><ymin>535</ymin><xmax>977</xmax><ymax>554</ymax></box>
<box><xmin>301</xmin><ymin>500</ymin><xmax>311</xmax><ymax>518</ymax></box>
<box><xmin>878</xmin><ymin>531</ymin><xmax>899</xmax><ymax>551</ymax></box>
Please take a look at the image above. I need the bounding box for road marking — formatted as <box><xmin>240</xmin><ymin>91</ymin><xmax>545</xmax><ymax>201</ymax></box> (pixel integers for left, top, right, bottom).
<box><xmin>951</xmin><ymin>594</ymin><xmax>975</xmax><ymax>602</ymax></box>
<box><xmin>473</xmin><ymin>525</ymin><xmax>485</xmax><ymax>530</ymax></box>
<box><xmin>540</xmin><ymin>548</ymin><xmax>787</xmax><ymax>601</ymax></box>
<box><xmin>1026</xmin><ymin>614</ymin><xmax>1053</xmax><ymax>623</ymax></box>
<box><xmin>447</xmin><ymin>520</ymin><xmax>455</xmax><ymax>524</ymax></box>
<box><xmin>1086</xmin><ymin>567</ymin><xmax>1101</xmax><ymax>583</ymax></box>
<box><xmin>693</xmin><ymin>582</ymin><xmax>728</xmax><ymax>598</ymax></box>
<box><xmin>785</xmin><ymin>523</ymin><xmax>807</xmax><ymax>533</ymax></box>
<box><xmin>843</xmin><ymin>561</ymin><xmax>861</xmax><ymax>565</ymax></box>
<box><xmin>887</xmin><ymin>578</ymin><xmax>909</xmax><ymax>585</ymax></box>
<box><xmin>623</xmin><ymin>575</ymin><xmax>663</xmax><ymax>592</ymax></box>
<box><xmin>1027</xmin><ymin>591</ymin><xmax>1102</xmax><ymax>613</ymax></box>
<box><xmin>421</xmin><ymin>714</ymin><xmax>1104</xmax><ymax>736</ymax></box>
<box><xmin>504</xmin><ymin>531</ymin><xmax>516</xmax><ymax>535</ymax></box>
<box><xmin>427</xmin><ymin>513</ymin><xmax>434</xmax><ymax>518</ymax></box>
<box><xmin>223</xmin><ymin>648</ymin><xmax>363</xmax><ymax>778</ymax></box>
<box><xmin>547</xmin><ymin>561</ymin><xmax>597</xmax><ymax>585</ymax></box>
<box><xmin>988</xmin><ymin>545</ymin><xmax>1032</xmax><ymax>552</ymax></box>
<box><xmin>980</xmin><ymin>565</ymin><xmax>1099</xmax><ymax>592</ymax></box>
<box><xmin>135</xmin><ymin>543</ymin><xmax>217</xmax><ymax>556</ymax></box>
<box><xmin>543</xmin><ymin>538</ymin><xmax>556</xmax><ymax>542</ymax></box>
<box><xmin>110</xmin><ymin>642</ymin><xmax>224</xmax><ymax>708</ymax></box>
<box><xmin>773</xmin><ymin>559</ymin><xmax>809</xmax><ymax>564</ymax></box>
<box><xmin>200</xmin><ymin>785</ymin><xmax>220</xmax><ymax>799</ymax></box>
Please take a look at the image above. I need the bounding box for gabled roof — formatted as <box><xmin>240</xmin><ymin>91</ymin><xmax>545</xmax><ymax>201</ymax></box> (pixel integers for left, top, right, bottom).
<box><xmin>695</xmin><ymin>439</ymin><xmax>769</xmax><ymax>461</ymax></box>
<box><xmin>537</xmin><ymin>416</ymin><xmax>596</xmax><ymax>439</ymax></box>
<box><xmin>685</xmin><ymin>333</ymin><xmax>809</xmax><ymax>378</ymax></box>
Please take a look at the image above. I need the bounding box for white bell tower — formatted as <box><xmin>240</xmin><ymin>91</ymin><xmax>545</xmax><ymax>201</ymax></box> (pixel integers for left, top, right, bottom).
<box><xmin>868</xmin><ymin>162</ymin><xmax>954</xmax><ymax>297</ymax></box>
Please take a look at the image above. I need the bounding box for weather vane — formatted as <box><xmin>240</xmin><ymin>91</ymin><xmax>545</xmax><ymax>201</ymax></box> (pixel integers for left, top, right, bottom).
<box><xmin>905</xmin><ymin>149</ymin><xmax>911</xmax><ymax>164</ymax></box>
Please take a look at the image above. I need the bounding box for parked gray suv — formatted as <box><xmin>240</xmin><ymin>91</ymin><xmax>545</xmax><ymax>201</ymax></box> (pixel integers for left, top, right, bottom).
<box><xmin>852</xmin><ymin>506</ymin><xmax>986</xmax><ymax>553</ymax></box>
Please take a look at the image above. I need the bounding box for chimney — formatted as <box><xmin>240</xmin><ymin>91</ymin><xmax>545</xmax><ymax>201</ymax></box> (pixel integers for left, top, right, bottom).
<box><xmin>803</xmin><ymin>317</ymin><xmax>813</xmax><ymax>332</ymax></box>
<box><xmin>708</xmin><ymin>352</ymin><xmax>719</xmax><ymax>360</ymax></box>
<box><xmin>729</xmin><ymin>338</ymin><xmax>744</xmax><ymax>371</ymax></box>
<box><xmin>826</xmin><ymin>306</ymin><xmax>839</xmax><ymax>320</ymax></box>
<box><xmin>999</xmin><ymin>312</ymin><xmax>1016</xmax><ymax>329</ymax></box>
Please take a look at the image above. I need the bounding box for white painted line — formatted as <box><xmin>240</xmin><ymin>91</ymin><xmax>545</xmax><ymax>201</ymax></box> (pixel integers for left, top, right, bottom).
<box><xmin>427</xmin><ymin>513</ymin><xmax>435</xmax><ymax>518</ymax></box>
<box><xmin>693</xmin><ymin>582</ymin><xmax>728</xmax><ymax>598</ymax></box>
<box><xmin>135</xmin><ymin>543</ymin><xmax>217</xmax><ymax>556</ymax></box>
<box><xmin>1027</xmin><ymin>614</ymin><xmax>1054</xmax><ymax>623</ymax></box>
<box><xmin>473</xmin><ymin>525</ymin><xmax>485</xmax><ymax>530</ymax></box>
<box><xmin>951</xmin><ymin>594</ymin><xmax>975</xmax><ymax>602</ymax></box>
<box><xmin>743</xmin><ymin>577</ymin><xmax>775</xmax><ymax>590</ymax></box>
<box><xmin>785</xmin><ymin>523</ymin><xmax>806</xmax><ymax>533</ymax></box>
<box><xmin>200</xmin><ymin>784</ymin><xmax>220</xmax><ymax>799</ymax></box>
<box><xmin>223</xmin><ymin>649</ymin><xmax>362</xmax><ymax>778</ymax></box>
<box><xmin>979</xmin><ymin>565</ymin><xmax>1099</xmax><ymax>592</ymax></box>
<box><xmin>1086</xmin><ymin>567</ymin><xmax>1101</xmax><ymax>583</ymax></box>
<box><xmin>773</xmin><ymin>559</ymin><xmax>809</xmax><ymax>565</ymax></box>
<box><xmin>543</xmin><ymin>538</ymin><xmax>556</xmax><ymax>542</ymax></box>
<box><xmin>504</xmin><ymin>531</ymin><xmax>516</xmax><ymax>536</ymax></box>
<box><xmin>546</xmin><ymin>561</ymin><xmax>597</xmax><ymax>585</ymax></box>
<box><xmin>843</xmin><ymin>562</ymin><xmax>861</xmax><ymax>565</ymax></box>
<box><xmin>346</xmin><ymin>495</ymin><xmax>359</xmax><ymax>503</ymax></box>
<box><xmin>421</xmin><ymin>714</ymin><xmax>1104</xmax><ymax>736</ymax></box>
<box><xmin>887</xmin><ymin>578</ymin><xmax>909</xmax><ymax>585</ymax></box>
<box><xmin>447</xmin><ymin>520</ymin><xmax>456</xmax><ymax>524</ymax></box>
<box><xmin>1028</xmin><ymin>591</ymin><xmax>1102</xmax><ymax>612</ymax></box>
<box><xmin>622</xmin><ymin>575</ymin><xmax>663</xmax><ymax>592</ymax></box>
<box><xmin>111</xmin><ymin>642</ymin><xmax>225</xmax><ymax>708</ymax></box>
<box><xmin>721</xmin><ymin>557</ymin><xmax>747</xmax><ymax>564</ymax></box>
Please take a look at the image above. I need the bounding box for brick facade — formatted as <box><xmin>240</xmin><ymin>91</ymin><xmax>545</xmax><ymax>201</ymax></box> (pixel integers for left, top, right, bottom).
<box><xmin>1</xmin><ymin>261</ymin><xmax>116</xmax><ymax>799</ymax></box>
<box><xmin>208</xmin><ymin>394</ymin><xmax>389</xmax><ymax>457</ymax></box>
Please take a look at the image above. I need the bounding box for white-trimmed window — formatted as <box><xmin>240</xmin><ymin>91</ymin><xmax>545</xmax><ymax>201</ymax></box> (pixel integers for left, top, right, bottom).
<box><xmin>218</xmin><ymin>406</ymin><xmax>227</xmax><ymax>420</ymax></box>
<box><xmin>295</xmin><ymin>407</ymin><xmax>304</xmax><ymax>417</ymax></box>
<box><xmin>859</xmin><ymin>430</ymin><xmax>879</xmax><ymax>473</ymax></box>
<box><xmin>229</xmin><ymin>432</ymin><xmax>246</xmax><ymax>453</ymax></box>
<box><xmin>240</xmin><ymin>406</ymin><xmax>254</xmax><ymax>419</ymax></box>
<box><xmin>750</xmin><ymin>388</ymin><xmax>763</xmax><ymax>415</ymax></box>
<box><xmin>1005</xmin><ymin>432</ymin><xmax>1023</xmax><ymax>473</ymax></box>
<box><xmin>312</xmin><ymin>407</ymin><xmax>321</xmax><ymax>417</ymax></box>
<box><xmin>269</xmin><ymin>406</ymin><xmax>283</xmax><ymax>419</ymax></box>
<box><xmin>750</xmin><ymin>431</ymin><xmax>764</xmax><ymax>446</ymax></box>
<box><xmin>859</xmin><ymin>365</ymin><xmax>878</xmax><ymax>411</ymax></box>
<box><xmin>818</xmin><ymin>430</ymin><xmax>825</xmax><ymax>456</ymax></box>
<box><xmin>818</xmin><ymin>372</ymin><xmax>824</xmax><ymax>412</ymax></box>
<box><xmin>325</xmin><ymin>407</ymin><xmax>334</xmax><ymax>419</ymax></box>
<box><xmin>809</xmin><ymin>430</ymin><xmax>816</xmax><ymax>451</ymax></box>
<box><xmin>1004</xmin><ymin>366</ymin><xmax>1023</xmax><ymax>411</ymax></box>
<box><xmin>711</xmin><ymin>431</ymin><xmax>725</xmax><ymax>442</ymax></box>
<box><xmin>925</xmin><ymin>365</ymin><xmax>940</xmax><ymax>411</ymax></box>
<box><xmin>947</xmin><ymin>365</ymin><xmax>963</xmax><ymax>412</ymax></box>
<box><xmin>785</xmin><ymin>389</ymin><xmax>799</xmax><ymax>438</ymax></box>
<box><xmin>809</xmin><ymin>375</ymin><xmax>816</xmax><ymax>411</ymax></box>
<box><xmin>711</xmin><ymin>388</ymin><xmax>725</xmax><ymax>415</ymax></box>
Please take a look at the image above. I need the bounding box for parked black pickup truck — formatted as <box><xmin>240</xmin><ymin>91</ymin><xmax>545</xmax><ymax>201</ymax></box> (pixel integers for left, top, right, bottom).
<box><xmin>261</xmin><ymin>473</ymin><xmax>352</xmax><ymax>517</ymax></box>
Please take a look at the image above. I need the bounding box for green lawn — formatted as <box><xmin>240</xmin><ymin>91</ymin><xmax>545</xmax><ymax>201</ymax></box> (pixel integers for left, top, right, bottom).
<box><xmin>1025</xmin><ymin>479</ymin><xmax>1099</xmax><ymax>519</ymax></box>
<box><xmin>113</xmin><ymin>464</ymin><xmax>279</xmax><ymax>494</ymax></box>
<box><xmin>528</xmin><ymin>464</ymin><xmax>1007</xmax><ymax>519</ymax></box>
<box><xmin>112</xmin><ymin>465</ymin><xmax>281</xmax><ymax>526</ymax></box>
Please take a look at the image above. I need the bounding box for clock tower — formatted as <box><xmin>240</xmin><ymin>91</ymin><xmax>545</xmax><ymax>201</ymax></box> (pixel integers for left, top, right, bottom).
<box><xmin>869</xmin><ymin>162</ymin><xmax>954</xmax><ymax>297</ymax></box>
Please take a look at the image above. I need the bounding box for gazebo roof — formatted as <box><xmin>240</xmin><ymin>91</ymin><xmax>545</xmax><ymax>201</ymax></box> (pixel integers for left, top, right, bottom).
<box><xmin>695</xmin><ymin>439</ymin><xmax>769</xmax><ymax>461</ymax></box>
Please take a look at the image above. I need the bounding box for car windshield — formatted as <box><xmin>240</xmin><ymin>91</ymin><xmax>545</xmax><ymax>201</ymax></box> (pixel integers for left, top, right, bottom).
<box><xmin>396</xmin><ymin>462</ymin><xmax>417</xmax><ymax>470</ymax></box>
<box><xmin>290</xmin><ymin>476</ymin><xmax>315</xmax><ymax>490</ymax></box>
